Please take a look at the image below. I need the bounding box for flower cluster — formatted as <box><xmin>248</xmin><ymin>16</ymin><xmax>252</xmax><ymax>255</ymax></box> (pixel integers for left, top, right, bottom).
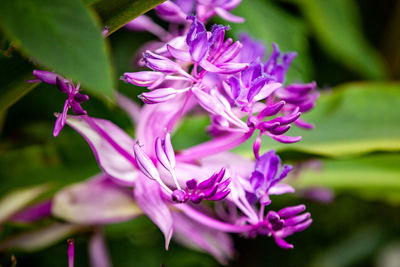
<box><xmin>28</xmin><ymin>70</ymin><xmax>89</xmax><ymax>137</ymax></box>
<box><xmin>21</xmin><ymin>0</ymin><xmax>318</xmax><ymax>265</ymax></box>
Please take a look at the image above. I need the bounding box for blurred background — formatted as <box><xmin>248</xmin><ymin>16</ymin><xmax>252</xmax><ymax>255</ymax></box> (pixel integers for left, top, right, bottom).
<box><xmin>1</xmin><ymin>0</ymin><xmax>400</xmax><ymax>266</ymax></box>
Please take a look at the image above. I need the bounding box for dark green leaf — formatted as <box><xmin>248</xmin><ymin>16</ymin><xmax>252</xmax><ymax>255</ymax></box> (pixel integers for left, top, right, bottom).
<box><xmin>293</xmin><ymin>0</ymin><xmax>387</xmax><ymax>79</ymax></box>
<box><xmin>91</xmin><ymin>0</ymin><xmax>166</xmax><ymax>36</ymax></box>
<box><xmin>0</xmin><ymin>0</ymin><xmax>114</xmax><ymax>97</ymax></box>
<box><xmin>0</xmin><ymin>53</ymin><xmax>37</xmax><ymax>114</ymax></box>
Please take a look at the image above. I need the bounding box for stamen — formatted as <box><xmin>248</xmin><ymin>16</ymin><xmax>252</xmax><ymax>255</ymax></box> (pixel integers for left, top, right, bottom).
<box><xmin>67</xmin><ymin>238</ymin><xmax>74</xmax><ymax>267</ymax></box>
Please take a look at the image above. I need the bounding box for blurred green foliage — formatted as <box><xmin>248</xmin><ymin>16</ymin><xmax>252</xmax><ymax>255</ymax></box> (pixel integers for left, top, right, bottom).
<box><xmin>292</xmin><ymin>0</ymin><xmax>387</xmax><ymax>79</ymax></box>
<box><xmin>0</xmin><ymin>0</ymin><xmax>114</xmax><ymax>97</ymax></box>
<box><xmin>1</xmin><ymin>0</ymin><xmax>400</xmax><ymax>266</ymax></box>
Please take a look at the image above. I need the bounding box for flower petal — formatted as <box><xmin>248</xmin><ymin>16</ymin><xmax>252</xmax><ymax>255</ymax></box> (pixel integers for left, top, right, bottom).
<box><xmin>66</xmin><ymin>115</ymin><xmax>138</xmax><ymax>184</ymax></box>
<box><xmin>139</xmin><ymin>88</ymin><xmax>179</xmax><ymax>104</ymax></box>
<box><xmin>218</xmin><ymin>41</ymin><xmax>243</xmax><ymax>63</ymax></box>
<box><xmin>89</xmin><ymin>229</ymin><xmax>112</xmax><ymax>267</ymax></box>
<box><xmin>172</xmin><ymin>212</ymin><xmax>234</xmax><ymax>264</ymax></box>
<box><xmin>31</xmin><ymin>70</ymin><xmax>67</xmax><ymax>85</ymax></box>
<box><xmin>199</xmin><ymin>59</ymin><xmax>224</xmax><ymax>73</ymax></box>
<box><xmin>122</xmin><ymin>71</ymin><xmax>165</xmax><ymax>88</ymax></box>
<box><xmin>189</xmin><ymin>31</ymin><xmax>209</xmax><ymax>62</ymax></box>
<box><xmin>269</xmin><ymin>183</ymin><xmax>295</xmax><ymax>195</ymax></box>
<box><xmin>215</xmin><ymin>7</ymin><xmax>245</xmax><ymax>23</ymax></box>
<box><xmin>52</xmin><ymin>175</ymin><xmax>142</xmax><ymax>224</ymax></box>
<box><xmin>217</xmin><ymin>62</ymin><xmax>249</xmax><ymax>74</ymax></box>
<box><xmin>268</xmin><ymin>134</ymin><xmax>302</xmax><ymax>144</ymax></box>
<box><xmin>53</xmin><ymin>100</ymin><xmax>69</xmax><ymax>137</ymax></box>
<box><xmin>134</xmin><ymin>176</ymin><xmax>174</xmax><ymax>250</ymax></box>
<box><xmin>155</xmin><ymin>1</ymin><xmax>187</xmax><ymax>23</ymax></box>
<box><xmin>252</xmin><ymin>82</ymin><xmax>282</xmax><ymax>102</ymax></box>
<box><xmin>167</xmin><ymin>45</ymin><xmax>192</xmax><ymax>62</ymax></box>
<box><xmin>133</xmin><ymin>143</ymin><xmax>161</xmax><ymax>181</ymax></box>
<box><xmin>10</xmin><ymin>200</ymin><xmax>52</xmax><ymax>223</ymax></box>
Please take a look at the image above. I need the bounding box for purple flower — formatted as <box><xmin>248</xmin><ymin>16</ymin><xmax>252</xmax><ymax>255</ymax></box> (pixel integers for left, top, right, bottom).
<box><xmin>249</xmin><ymin>150</ymin><xmax>293</xmax><ymax>205</ymax></box>
<box><xmin>155</xmin><ymin>1</ymin><xmax>188</xmax><ymax>23</ymax></box>
<box><xmin>266</xmin><ymin>205</ymin><xmax>312</xmax><ymax>249</ymax></box>
<box><xmin>134</xmin><ymin>133</ymin><xmax>232</xmax><ymax>204</ymax></box>
<box><xmin>237</xmin><ymin>33</ymin><xmax>266</xmax><ymax>63</ymax></box>
<box><xmin>18</xmin><ymin>0</ymin><xmax>321</xmax><ymax>260</ymax></box>
<box><xmin>30</xmin><ymin>70</ymin><xmax>89</xmax><ymax>137</ymax></box>
<box><xmin>192</xmin><ymin>86</ymin><xmax>249</xmax><ymax>131</ymax></box>
<box><xmin>188</xmin><ymin>19</ymin><xmax>247</xmax><ymax>73</ymax></box>
<box><xmin>214</xmin><ymin>151</ymin><xmax>310</xmax><ymax>248</ymax></box>
<box><xmin>28</xmin><ymin>70</ymin><xmax>67</xmax><ymax>84</ymax></box>
<box><xmin>175</xmin><ymin>151</ymin><xmax>311</xmax><ymax>250</ymax></box>
<box><xmin>164</xmin><ymin>16</ymin><xmax>248</xmax><ymax>74</ymax></box>
<box><xmin>42</xmin><ymin>92</ymin><xmax>312</xmax><ymax>255</ymax></box>
<box><xmin>197</xmin><ymin>0</ymin><xmax>244</xmax><ymax>23</ymax></box>
<box><xmin>276</xmin><ymin>82</ymin><xmax>319</xmax><ymax>129</ymax></box>
<box><xmin>219</xmin><ymin>65</ymin><xmax>302</xmax><ymax>144</ymax></box>
<box><xmin>123</xmin><ymin>17</ymin><xmax>251</xmax><ymax>134</ymax></box>
<box><xmin>175</xmin><ymin>168</ymin><xmax>231</xmax><ymax>203</ymax></box>
<box><xmin>142</xmin><ymin>51</ymin><xmax>192</xmax><ymax>77</ymax></box>
<box><xmin>264</xmin><ymin>43</ymin><xmax>297</xmax><ymax>84</ymax></box>
<box><xmin>223</xmin><ymin>62</ymin><xmax>281</xmax><ymax>109</ymax></box>
<box><xmin>186</xmin><ymin>16</ymin><xmax>209</xmax><ymax>62</ymax></box>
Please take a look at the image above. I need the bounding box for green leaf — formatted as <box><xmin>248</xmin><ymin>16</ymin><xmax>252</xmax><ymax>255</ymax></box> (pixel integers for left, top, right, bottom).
<box><xmin>224</xmin><ymin>0</ymin><xmax>313</xmax><ymax>82</ymax></box>
<box><xmin>293</xmin><ymin>154</ymin><xmax>400</xmax><ymax>204</ymax></box>
<box><xmin>293</xmin><ymin>0</ymin><xmax>387</xmax><ymax>79</ymax></box>
<box><xmin>0</xmin><ymin>53</ymin><xmax>37</xmax><ymax>114</ymax></box>
<box><xmin>0</xmin><ymin>0</ymin><xmax>114</xmax><ymax>97</ymax></box>
<box><xmin>235</xmin><ymin>82</ymin><xmax>400</xmax><ymax>157</ymax></box>
<box><xmin>91</xmin><ymin>0</ymin><xmax>166</xmax><ymax>36</ymax></box>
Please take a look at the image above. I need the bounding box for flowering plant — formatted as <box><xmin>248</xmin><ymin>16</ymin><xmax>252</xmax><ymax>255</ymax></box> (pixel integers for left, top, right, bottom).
<box><xmin>20</xmin><ymin>1</ymin><xmax>320</xmax><ymax>264</ymax></box>
<box><xmin>2</xmin><ymin>0</ymin><xmax>399</xmax><ymax>266</ymax></box>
